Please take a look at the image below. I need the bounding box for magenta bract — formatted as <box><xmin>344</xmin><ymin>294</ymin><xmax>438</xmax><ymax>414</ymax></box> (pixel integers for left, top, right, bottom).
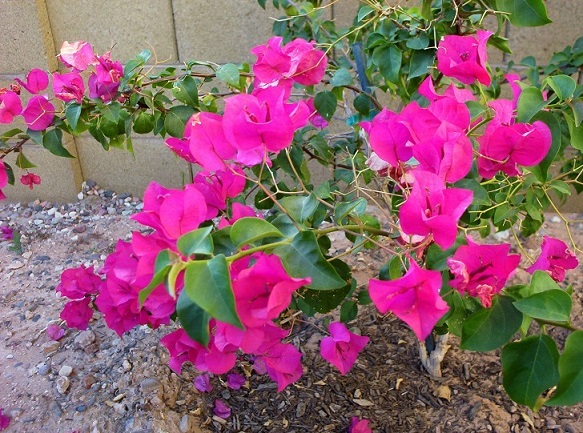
<box><xmin>527</xmin><ymin>236</ymin><xmax>579</xmax><ymax>282</ymax></box>
<box><xmin>53</xmin><ymin>72</ymin><xmax>85</xmax><ymax>104</ymax></box>
<box><xmin>59</xmin><ymin>41</ymin><xmax>96</xmax><ymax>71</ymax></box>
<box><xmin>60</xmin><ymin>297</ymin><xmax>93</xmax><ymax>330</ymax></box>
<box><xmin>369</xmin><ymin>260</ymin><xmax>449</xmax><ymax>340</ymax></box>
<box><xmin>349</xmin><ymin>417</ymin><xmax>372</xmax><ymax>433</ymax></box>
<box><xmin>0</xmin><ymin>161</ymin><xmax>8</xmax><ymax>201</ymax></box>
<box><xmin>320</xmin><ymin>322</ymin><xmax>369</xmax><ymax>375</ymax></box>
<box><xmin>437</xmin><ymin>30</ymin><xmax>492</xmax><ymax>86</ymax></box>
<box><xmin>0</xmin><ymin>91</ymin><xmax>22</xmax><ymax>124</ymax></box>
<box><xmin>20</xmin><ymin>172</ymin><xmax>41</xmax><ymax>190</ymax></box>
<box><xmin>15</xmin><ymin>68</ymin><xmax>49</xmax><ymax>94</ymax></box>
<box><xmin>22</xmin><ymin>95</ymin><xmax>55</xmax><ymax>130</ymax></box>
<box><xmin>57</xmin><ymin>265</ymin><xmax>101</xmax><ymax>299</ymax></box>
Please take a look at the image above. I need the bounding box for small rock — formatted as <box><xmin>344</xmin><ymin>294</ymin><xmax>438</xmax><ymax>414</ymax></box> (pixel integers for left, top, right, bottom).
<box><xmin>56</xmin><ymin>376</ymin><xmax>70</xmax><ymax>394</ymax></box>
<box><xmin>550</xmin><ymin>216</ymin><xmax>561</xmax><ymax>223</ymax></box>
<box><xmin>58</xmin><ymin>365</ymin><xmax>73</xmax><ymax>377</ymax></box>
<box><xmin>77</xmin><ymin>192</ymin><xmax>84</xmax><ymax>200</ymax></box>
<box><xmin>75</xmin><ymin>404</ymin><xmax>87</xmax><ymax>412</ymax></box>
<box><xmin>180</xmin><ymin>415</ymin><xmax>193</xmax><ymax>433</ymax></box>
<box><xmin>86</xmin><ymin>179</ymin><xmax>96</xmax><ymax>188</ymax></box>
<box><xmin>140</xmin><ymin>378</ymin><xmax>162</xmax><ymax>393</ymax></box>
<box><xmin>50</xmin><ymin>401</ymin><xmax>63</xmax><ymax>419</ymax></box>
<box><xmin>73</xmin><ymin>224</ymin><xmax>86</xmax><ymax>233</ymax></box>
<box><xmin>296</xmin><ymin>401</ymin><xmax>307</xmax><ymax>417</ymax></box>
<box><xmin>36</xmin><ymin>362</ymin><xmax>50</xmax><ymax>376</ymax></box>
<box><xmin>74</xmin><ymin>330</ymin><xmax>96</xmax><ymax>350</ymax></box>
<box><xmin>83</xmin><ymin>374</ymin><xmax>97</xmax><ymax>389</ymax></box>
<box><xmin>41</xmin><ymin>340</ymin><xmax>61</xmax><ymax>355</ymax></box>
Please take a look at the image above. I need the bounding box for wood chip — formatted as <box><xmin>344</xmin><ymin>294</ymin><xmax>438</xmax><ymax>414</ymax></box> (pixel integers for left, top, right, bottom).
<box><xmin>396</xmin><ymin>378</ymin><xmax>404</xmax><ymax>390</ymax></box>
<box><xmin>434</xmin><ymin>385</ymin><xmax>451</xmax><ymax>402</ymax></box>
<box><xmin>353</xmin><ymin>398</ymin><xmax>375</xmax><ymax>407</ymax></box>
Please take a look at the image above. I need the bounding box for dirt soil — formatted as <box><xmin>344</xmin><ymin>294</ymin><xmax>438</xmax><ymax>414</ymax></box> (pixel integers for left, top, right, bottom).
<box><xmin>1</xmin><ymin>188</ymin><xmax>582</xmax><ymax>433</ymax></box>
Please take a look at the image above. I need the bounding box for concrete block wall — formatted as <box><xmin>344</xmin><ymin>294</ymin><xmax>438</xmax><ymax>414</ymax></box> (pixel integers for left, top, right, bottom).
<box><xmin>0</xmin><ymin>0</ymin><xmax>582</xmax><ymax>203</ymax></box>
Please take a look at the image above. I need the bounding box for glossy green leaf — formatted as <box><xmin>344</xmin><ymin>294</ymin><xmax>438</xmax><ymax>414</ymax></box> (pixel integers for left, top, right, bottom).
<box><xmin>548</xmin><ymin>331</ymin><xmax>583</xmax><ymax>406</ymax></box>
<box><xmin>211</xmin><ymin>226</ymin><xmax>237</xmax><ymax>257</ymax></box>
<box><xmin>176</xmin><ymin>289</ymin><xmax>211</xmax><ymax>346</ymax></box>
<box><xmin>517</xmin><ymin>86</ymin><xmax>547</xmax><ymax>123</ymax></box>
<box><xmin>513</xmin><ymin>289</ymin><xmax>572</xmax><ymax>322</ymax></box>
<box><xmin>65</xmin><ymin>103</ymin><xmax>82</xmax><ymax>133</ymax></box>
<box><xmin>100</xmin><ymin>102</ymin><xmax>121</xmax><ymax>123</ymax></box>
<box><xmin>133</xmin><ymin>111</ymin><xmax>154</xmax><ymax>134</ymax></box>
<box><xmin>528</xmin><ymin>111</ymin><xmax>561</xmax><ymax>182</ymax></box>
<box><xmin>301</xmin><ymin>259</ymin><xmax>352</xmax><ymax>313</ymax></box>
<box><xmin>501</xmin><ymin>335</ymin><xmax>559</xmax><ymax>408</ymax></box>
<box><xmin>545</xmin><ymin>75</ymin><xmax>576</xmax><ymax>100</ymax></box>
<box><xmin>43</xmin><ymin>129</ymin><xmax>74</xmax><ymax>158</ymax></box>
<box><xmin>138</xmin><ymin>249</ymin><xmax>176</xmax><ymax>304</ymax></box>
<box><xmin>172</xmin><ymin>75</ymin><xmax>199</xmax><ymax>107</ymax></box>
<box><xmin>314</xmin><ymin>91</ymin><xmax>337</xmax><ymax>121</ymax></box>
<box><xmin>274</xmin><ymin>231</ymin><xmax>345</xmax><ymax>290</ymax></box>
<box><xmin>216</xmin><ymin>63</ymin><xmax>240</xmax><ymax>86</ymax></box>
<box><xmin>530</xmin><ymin>270</ymin><xmax>562</xmax><ymax>294</ymax></box>
<box><xmin>230</xmin><ymin>217</ymin><xmax>284</xmax><ymax>248</ymax></box>
<box><xmin>330</xmin><ymin>68</ymin><xmax>354</xmax><ymax>87</ymax></box>
<box><xmin>183</xmin><ymin>254</ymin><xmax>243</xmax><ymax>328</ymax></box>
<box><xmin>340</xmin><ymin>300</ymin><xmax>358</xmax><ymax>322</ymax></box>
<box><xmin>177</xmin><ymin>225</ymin><xmax>214</xmax><ymax>257</ymax></box>
<box><xmin>280</xmin><ymin>194</ymin><xmax>319</xmax><ymax>224</ymax></box>
<box><xmin>496</xmin><ymin>0</ymin><xmax>551</xmax><ymax>27</ymax></box>
<box><xmin>571</xmin><ymin>99</ymin><xmax>583</xmax><ymax>126</ymax></box>
<box><xmin>461</xmin><ymin>296</ymin><xmax>523</xmax><ymax>352</ymax></box>
<box><xmin>455</xmin><ymin>179</ymin><xmax>491</xmax><ymax>206</ymax></box>
<box><xmin>408</xmin><ymin>49</ymin><xmax>434</xmax><ymax>80</ymax></box>
<box><xmin>164</xmin><ymin>105</ymin><xmax>195</xmax><ymax>138</ymax></box>
<box><xmin>373</xmin><ymin>45</ymin><xmax>402</xmax><ymax>84</ymax></box>
<box><xmin>15</xmin><ymin>151</ymin><xmax>36</xmax><ymax>169</ymax></box>
<box><xmin>565</xmin><ymin>113</ymin><xmax>583</xmax><ymax>151</ymax></box>
<box><xmin>334</xmin><ymin>197</ymin><xmax>367</xmax><ymax>225</ymax></box>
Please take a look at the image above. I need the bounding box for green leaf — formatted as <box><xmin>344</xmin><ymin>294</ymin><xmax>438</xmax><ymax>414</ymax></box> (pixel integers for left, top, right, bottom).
<box><xmin>544</xmin><ymin>75</ymin><xmax>576</xmax><ymax>100</ymax></box>
<box><xmin>461</xmin><ymin>296</ymin><xmax>523</xmax><ymax>351</ymax></box>
<box><xmin>314</xmin><ymin>91</ymin><xmax>337</xmax><ymax>122</ymax></box>
<box><xmin>164</xmin><ymin>105</ymin><xmax>195</xmax><ymax>138</ymax></box>
<box><xmin>65</xmin><ymin>103</ymin><xmax>82</xmax><ymax>133</ymax></box>
<box><xmin>530</xmin><ymin>270</ymin><xmax>561</xmax><ymax>294</ymax></box>
<box><xmin>274</xmin><ymin>231</ymin><xmax>345</xmax><ymax>290</ymax></box>
<box><xmin>138</xmin><ymin>249</ymin><xmax>176</xmax><ymax>304</ymax></box>
<box><xmin>176</xmin><ymin>290</ymin><xmax>211</xmax><ymax>346</ymax></box>
<box><xmin>302</xmin><ymin>260</ymin><xmax>353</xmax><ymax>313</ymax></box>
<box><xmin>425</xmin><ymin>236</ymin><xmax>465</xmax><ymax>271</ymax></box>
<box><xmin>334</xmin><ymin>197</ymin><xmax>368</xmax><ymax>225</ymax></box>
<box><xmin>565</xmin><ymin>113</ymin><xmax>583</xmax><ymax>151</ymax></box>
<box><xmin>15</xmin><ymin>151</ymin><xmax>36</xmax><ymax>169</ymax></box>
<box><xmin>43</xmin><ymin>129</ymin><xmax>74</xmax><ymax>158</ymax></box>
<box><xmin>340</xmin><ymin>300</ymin><xmax>358</xmax><ymax>322</ymax></box>
<box><xmin>172</xmin><ymin>75</ymin><xmax>199</xmax><ymax>107</ymax></box>
<box><xmin>454</xmin><ymin>179</ymin><xmax>491</xmax><ymax>206</ymax></box>
<box><xmin>0</xmin><ymin>128</ymin><xmax>23</xmax><ymax>141</ymax></box>
<box><xmin>408</xmin><ymin>49</ymin><xmax>435</xmax><ymax>80</ymax></box>
<box><xmin>357</xmin><ymin>5</ymin><xmax>375</xmax><ymax>22</ymax></box>
<box><xmin>211</xmin><ymin>226</ymin><xmax>237</xmax><ymax>257</ymax></box>
<box><xmin>100</xmin><ymin>102</ymin><xmax>121</xmax><ymax>123</ymax></box>
<box><xmin>216</xmin><ymin>63</ymin><xmax>240</xmax><ymax>86</ymax></box>
<box><xmin>406</xmin><ymin>33</ymin><xmax>429</xmax><ymax>50</ymax></box>
<box><xmin>280</xmin><ymin>194</ymin><xmax>319</xmax><ymax>224</ymax></box>
<box><xmin>513</xmin><ymin>290</ymin><xmax>572</xmax><ymax>322</ymax></box>
<box><xmin>548</xmin><ymin>331</ymin><xmax>583</xmax><ymax>406</ymax></box>
<box><xmin>501</xmin><ymin>335</ymin><xmax>559</xmax><ymax>408</ymax></box>
<box><xmin>183</xmin><ymin>255</ymin><xmax>242</xmax><ymax>328</ymax></box>
<box><xmin>373</xmin><ymin>45</ymin><xmax>402</xmax><ymax>84</ymax></box>
<box><xmin>528</xmin><ymin>111</ymin><xmax>561</xmax><ymax>182</ymax></box>
<box><xmin>495</xmin><ymin>0</ymin><xmax>551</xmax><ymax>27</ymax></box>
<box><xmin>133</xmin><ymin>111</ymin><xmax>154</xmax><ymax>134</ymax></box>
<box><xmin>177</xmin><ymin>225</ymin><xmax>214</xmax><ymax>257</ymax></box>
<box><xmin>549</xmin><ymin>180</ymin><xmax>571</xmax><ymax>196</ymax></box>
<box><xmin>330</xmin><ymin>68</ymin><xmax>354</xmax><ymax>87</ymax></box>
<box><xmin>517</xmin><ymin>86</ymin><xmax>547</xmax><ymax>123</ymax></box>
<box><xmin>353</xmin><ymin>94</ymin><xmax>371</xmax><ymax>116</ymax></box>
<box><xmin>571</xmin><ymin>99</ymin><xmax>583</xmax><ymax>126</ymax></box>
<box><xmin>230</xmin><ymin>217</ymin><xmax>284</xmax><ymax>248</ymax></box>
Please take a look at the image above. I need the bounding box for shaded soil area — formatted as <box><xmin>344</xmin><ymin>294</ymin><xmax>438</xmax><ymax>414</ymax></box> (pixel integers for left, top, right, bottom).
<box><xmin>0</xmin><ymin>189</ymin><xmax>582</xmax><ymax>433</ymax></box>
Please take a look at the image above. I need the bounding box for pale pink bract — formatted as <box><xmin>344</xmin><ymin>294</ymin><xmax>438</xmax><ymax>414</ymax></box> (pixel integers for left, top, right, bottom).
<box><xmin>527</xmin><ymin>236</ymin><xmax>579</xmax><ymax>282</ymax></box>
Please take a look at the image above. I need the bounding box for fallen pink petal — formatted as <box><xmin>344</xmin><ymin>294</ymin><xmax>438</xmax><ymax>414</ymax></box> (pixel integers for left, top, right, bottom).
<box><xmin>349</xmin><ymin>416</ymin><xmax>372</xmax><ymax>433</ymax></box>
<box><xmin>0</xmin><ymin>408</ymin><xmax>10</xmax><ymax>431</ymax></box>
<box><xmin>213</xmin><ymin>399</ymin><xmax>231</xmax><ymax>419</ymax></box>
<box><xmin>226</xmin><ymin>372</ymin><xmax>246</xmax><ymax>390</ymax></box>
<box><xmin>46</xmin><ymin>323</ymin><xmax>65</xmax><ymax>341</ymax></box>
<box><xmin>194</xmin><ymin>373</ymin><xmax>213</xmax><ymax>393</ymax></box>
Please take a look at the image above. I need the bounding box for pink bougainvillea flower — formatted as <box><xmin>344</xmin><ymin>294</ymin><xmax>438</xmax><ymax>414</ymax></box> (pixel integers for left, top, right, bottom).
<box><xmin>222</xmin><ymin>87</ymin><xmax>309</xmax><ymax>166</ymax></box>
<box><xmin>1</xmin><ymin>226</ymin><xmax>13</xmax><ymax>240</ymax></box>
<box><xmin>165</xmin><ymin>137</ymin><xmax>197</xmax><ymax>164</ymax></box>
<box><xmin>132</xmin><ymin>182</ymin><xmax>208</xmax><ymax>243</ymax></box>
<box><xmin>0</xmin><ymin>408</ymin><xmax>10</xmax><ymax>431</ymax></box>
<box><xmin>477</xmin><ymin>120</ymin><xmax>552</xmax><ymax>179</ymax></box>
<box><xmin>527</xmin><ymin>236</ymin><xmax>579</xmax><ymax>282</ymax></box>
<box><xmin>53</xmin><ymin>72</ymin><xmax>85</xmax><ymax>104</ymax></box>
<box><xmin>57</xmin><ymin>265</ymin><xmax>102</xmax><ymax>300</ymax></box>
<box><xmin>226</xmin><ymin>372</ymin><xmax>246</xmax><ymax>390</ymax></box>
<box><xmin>194</xmin><ymin>373</ymin><xmax>213</xmax><ymax>392</ymax></box>
<box><xmin>370</xmin><ymin>260</ymin><xmax>448</xmax><ymax>340</ymax></box>
<box><xmin>20</xmin><ymin>172</ymin><xmax>41</xmax><ymax>190</ymax></box>
<box><xmin>213</xmin><ymin>399</ymin><xmax>231</xmax><ymax>419</ymax></box>
<box><xmin>192</xmin><ymin>167</ymin><xmax>246</xmax><ymax>220</ymax></box>
<box><xmin>349</xmin><ymin>417</ymin><xmax>372</xmax><ymax>433</ymax></box>
<box><xmin>261</xmin><ymin>342</ymin><xmax>303</xmax><ymax>391</ymax></box>
<box><xmin>418</xmin><ymin>76</ymin><xmax>475</xmax><ymax>104</ymax></box>
<box><xmin>60</xmin><ymin>297</ymin><xmax>93</xmax><ymax>330</ymax></box>
<box><xmin>22</xmin><ymin>95</ymin><xmax>55</xmax><ymax>130</ymax></box>
<box><xmin>218</xmin><ymin>202</ymin><xmax>258</xmax><ymax>229</ymax></box>
<box><xmin>233</xmin><ymin>253</ymin><xmax>310</xmax><ymax>328</ymax></box>
<box><xmin>88</xmin><ymin>52</ymin><xmax>123</xmax><ymax>102</ymax></box>
<box><xmin>185</xmin><ymin>112</ymin><xmax>235</xmax><ymax>171</ymax></box>
<box><xmin>447</xmin><ymin>236</ymin><xmax>520</xmax><ymax>307</ymax></box>
<box><xmin>320</xmin><ymin>322</ymin><xmax>369</xmax><ymax>375</ymax></box>
<box><xmin>437</xmin><ymin>30</ymin><xmax>492</xmax><ymax>86</ymax></box>
<box><xmin>0</xmin><ymin>90</ymin><xmax>23</xmax><ymax>124</ymax></box>
<box><xmin>59</xmin><ymin>41</ymin><xmax>96</xmax><ymax>71</ymax></box>
<box><xmin>15</xmin><ymin>68</ymin><xmax>49</xmax><ymax>94</ymax></box>
<box><xmin>0</xmin><ymin>161</ymin><xmax>8</xmax><ymax>201</ymax></box>
<box><xmin>399</xmin><ymin>170</ymin><xmax>473</xmax><ymax>249</ymax></box>
<box><xmin>365</xmin><ymin>108</ymin><xmax>413</xmax><ymax>167</ymax></box>
<box><xmin>251</xmin><ymin>36</ymin><xmax>327</xmax><ymax>88</ymax></box>
<box><xmin>46</xmin><ymin>323</ymin><xmax>65</xmax><ymax>341</ymax></box>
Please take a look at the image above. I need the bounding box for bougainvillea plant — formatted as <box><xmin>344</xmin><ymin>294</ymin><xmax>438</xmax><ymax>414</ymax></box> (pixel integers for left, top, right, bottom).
<box><xmin>1</xmin><ymin>0</ymin><xmax>583</xmax><ymax>418</ymax></box>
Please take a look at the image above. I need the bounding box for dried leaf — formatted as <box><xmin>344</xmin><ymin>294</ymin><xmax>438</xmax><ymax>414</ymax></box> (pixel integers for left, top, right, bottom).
<box><xmin>435</xmin><ymin>385</ymin><xmax>452</xmax><ymax>401</ymax></box>
<box><xmin>353</xmin><ymin>398</ymin><xmax>375</xmax><ymax>407</ymax></box>
<box><xmin>314</xmin><ymin>380</ymin><xmax>327</xmax><ymax>386</ymax></box>
<box><xmin>396</xmin><ymin>378</ymin><xmax>404</xmax><ymax>390</ymax></box>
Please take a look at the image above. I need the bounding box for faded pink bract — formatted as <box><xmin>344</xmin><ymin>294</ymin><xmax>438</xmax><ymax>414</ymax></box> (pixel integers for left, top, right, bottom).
<box><xmin>527</xmin><ymin>236</ymin><xmax>579</xmax><ymax>282</ymax></box>
<box><xmin>320</xmin><ymin>322</ymin><xmax>369</xmax><ymax>375</ymax></box>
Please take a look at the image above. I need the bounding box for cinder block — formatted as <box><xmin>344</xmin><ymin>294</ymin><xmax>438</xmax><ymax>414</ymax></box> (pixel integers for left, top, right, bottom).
<box><xmin>172</xmin><ymin>0</ymin><xmax>276</xmax><ymax>63</ymax></box>
<box><xmin>76</xmin><ymin>134</ymin><xmax>191</xmax><ymax>197</ymax></box>
<box><xmin>0</xmin><ymin>1</ymin><xmax>56</xmax><ymax>74</ymax></box>
<box><xmin>2</xmin><ymin>136</ymin><xmax>83</xmax><ymax>202</ymax></box>
<box><xmin>46</xmin><ymin>0</ymin><xmax>178</xmax><ymax>63</ymax></box>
